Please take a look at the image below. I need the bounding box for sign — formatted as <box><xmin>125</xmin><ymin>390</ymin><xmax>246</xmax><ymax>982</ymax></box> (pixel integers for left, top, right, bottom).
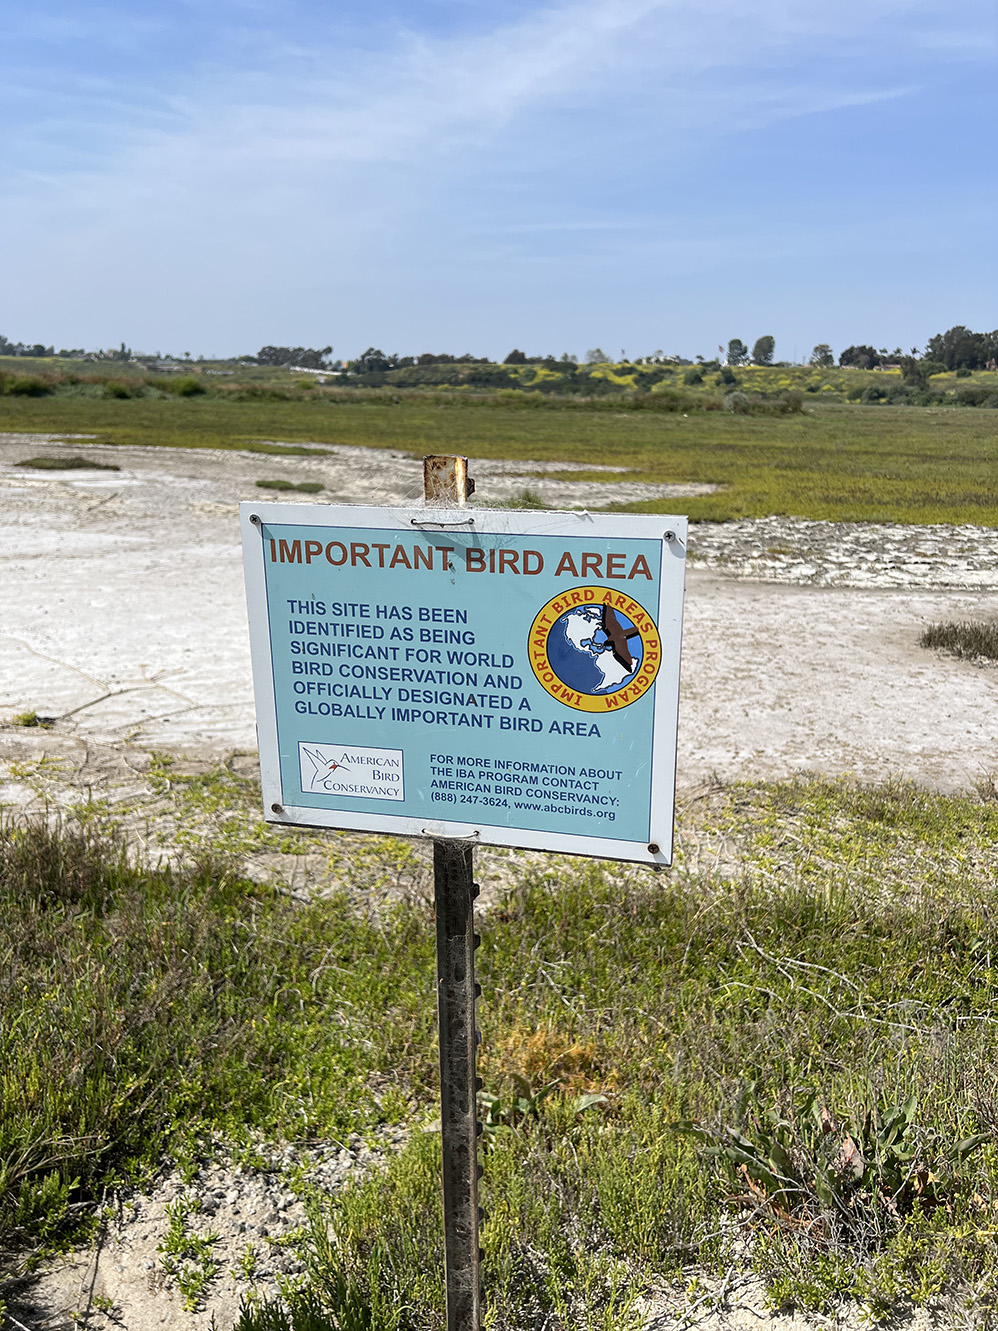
<box><xmin>241</xmin><ymin>504</ymin><xmax>686</xmax><ymax>864</ymax></box>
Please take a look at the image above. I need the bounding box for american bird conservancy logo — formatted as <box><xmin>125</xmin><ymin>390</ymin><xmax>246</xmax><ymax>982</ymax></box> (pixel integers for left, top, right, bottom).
<box><xmin>528</xmin><ymin>587</ymin><xmax>662</xmax><ymax>713</ymax></box>
<box><xmin>298</xmin><ymin>742</ymin><xmax>405</xmax><ymax>800</ymax></box>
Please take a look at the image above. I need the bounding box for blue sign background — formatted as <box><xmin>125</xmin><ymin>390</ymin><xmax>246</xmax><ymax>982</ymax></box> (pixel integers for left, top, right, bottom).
<box><xmin>259</xmin><ymin>520</ymin><xmax>663</xmax><ymax>844</ymax></box>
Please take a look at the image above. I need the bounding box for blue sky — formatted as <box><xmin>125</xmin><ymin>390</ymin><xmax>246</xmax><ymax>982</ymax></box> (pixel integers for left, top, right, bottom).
<box><xmin>1</xmin><ymin>0</ymin><xmax>995</xmax><ymax>361</ymax></box>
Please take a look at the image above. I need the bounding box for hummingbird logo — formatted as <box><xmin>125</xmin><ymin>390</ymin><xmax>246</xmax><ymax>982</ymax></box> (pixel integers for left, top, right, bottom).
<box><xmin>296</xmin><ymin>741</ymin><xmax>405</xmax><ymax>802</ymax></box>
<box><xmin>300</xmin><ymin>745</ymin><xmax>351</xmax><ymax>790</ymax></box>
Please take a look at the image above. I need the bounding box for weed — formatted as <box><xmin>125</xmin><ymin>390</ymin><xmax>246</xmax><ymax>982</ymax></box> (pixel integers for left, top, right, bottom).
<box><xmin>234</xmin><ymin>1243</ymin><xmax>259</xmax><ymax>1280</ymax></box>
<box><xmin>6</xmin><ymin>711</ymin><xmax>53</xmax><ymax>728</ymax></box>
<box><xmin>920</xmin><ymin>620</ymin><xmax>998</xmax><ymax>662</ymax></box>
<box><xmin>158</xmin><ymin>1193</ymin><xmax>221</xmax><ymax>1311</ymax></box>
<box><xmin>15</xmin><ymin>455</ymin><xmax>120</xmax><ymax>471</ymax></box>
<box><xmin>677</xmin><ymin>1084</ymin><xmax>985</xmax><ymax>1230</ymax></box>
<box><xmin>255</xmin><ymin>479</ymin><xmax>325</xmax><ymax>494</ymax></box>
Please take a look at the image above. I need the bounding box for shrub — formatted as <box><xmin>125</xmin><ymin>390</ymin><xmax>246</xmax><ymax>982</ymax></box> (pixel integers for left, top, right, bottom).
<box><xmin>861</xmin><ymin>384</ymin><xmax>887</xmax><ymax>404</ymax></box>
<box><xmin>231</xmin><ymin>385</ymin><xmax>296</xmax><ymax>401</ymax></box>
<box><xmin>723</xmin><ymin>391</ymin><xmax>750</xmax><ymax>413</ymax></box>
<box><xmin>4</xmin><ymin>374</ymin><xmax>51</xmax><ymax>396</ymax></box>
<box><xmin>954</xmin><ymin>385</ymin><xmax>993</xmax><ymax>407</ymax></box>
<box><xmin>775</xmin><ymin>390</ymin><xmax>804</xmax><ymax>414</ymax></box>
<box><xmin>165</xmin><ymin>376</ymin><xmax>205</xmax><ymax>397</ymax></box>
<box><xmin>683</xmin><ymin>367</ymin><xmax>704</xmax><ymax>385</ymax></box>
<box><xmin>643</xmin><ymin>388</ymin><xmax>689</xmax><ymax>412</ymax></box>
<box><xmin>103</xmin><ymin>380</ymin><xmax>135</xmax><ymax>399</ymax></box>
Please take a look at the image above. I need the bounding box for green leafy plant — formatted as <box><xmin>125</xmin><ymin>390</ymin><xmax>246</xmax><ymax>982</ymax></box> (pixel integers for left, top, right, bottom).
<box><xmin>480</xmin><ymin>1074</ymin><xmax>607</xmax><ymax>1141</ymax></box>
<box><xmin>677</xmin><ymin>1085</ymin><xmax>985</xmax><ymax>1232</ymax></box>
<box><xmin>7</xmin><ymin>710</ymin><xmax>53</xmax><ymax>728</ymax></box>
<box><xmin>157</xmin><ymin>1193</ymin><xmax>221</xmax><ymax>1311</ymax></box>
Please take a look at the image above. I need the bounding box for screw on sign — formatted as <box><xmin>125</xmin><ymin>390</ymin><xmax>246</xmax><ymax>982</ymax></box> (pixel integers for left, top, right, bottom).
<box><xmin>239</xmin><ymin>455</ymin><xmax>687</xmax><ymax>1331</ymax></box>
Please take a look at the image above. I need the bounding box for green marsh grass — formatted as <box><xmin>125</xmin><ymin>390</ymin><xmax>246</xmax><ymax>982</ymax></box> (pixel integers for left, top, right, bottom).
<box><xmin>5</xmin><ymin>777</ymin><xmax>998</xmax><ymax>1322</ymax></box>
<box><xmin>920</xmin><ymin>620</ymin><xmax>998</xmax><ymax>662</ymax></box>
<box><xmin>1</xmin><ymin>389</ymin><xmax>997</xmax><ymax>524</ymax></box>
<box><xmin>255</xmin><ymin>479</ymin><xmax>325</xmax><ymax>494</ymax></box>
<box><xmin>15</xmin><ymin>455</ymin><xmax>120</xmax><ymax>471</ymax></box>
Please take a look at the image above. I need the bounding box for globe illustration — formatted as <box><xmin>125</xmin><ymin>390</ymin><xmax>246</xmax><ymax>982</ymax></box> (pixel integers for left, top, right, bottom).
<box><xmin>546</xmin><ymin>604</ymin><xmax>644</xmax><ymax>697</ymax></box>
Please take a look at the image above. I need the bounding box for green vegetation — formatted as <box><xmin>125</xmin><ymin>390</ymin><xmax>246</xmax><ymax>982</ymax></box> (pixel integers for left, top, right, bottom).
<box><xmin>921</xmin><ymin>620</ymin><xmax>998</xmax><ymax>662</ymax></box>
<box><xmin>158</xmin><ymin>1193</ymin><xmax>222</xmax><ymax>1312</ymax></box>
<box><xmin>5</xmin><ymin>775</ymin><xmax>998</xmax><ymax>1324</ymax></box>
<box><xmin>1</xmin><ymin>365</ymin><xmax>997</xmax><ymax>524</ymax></box>
<box><xmin>8</xmin><ymin>711</ymin><xmax>52</xmax><ymax>729</ymax></box>
<box><xmin>255</xmin><ymin>479</ymin><xmax>325</xmax><ymax>494</ymax></box>
<box><xmin>15</xmin><ymin>454</ymin><xmax>120</xmax><ymax>471</ymax></box>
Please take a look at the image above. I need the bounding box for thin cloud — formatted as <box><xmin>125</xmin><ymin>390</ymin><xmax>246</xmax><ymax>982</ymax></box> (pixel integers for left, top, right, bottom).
<box><xmin>1</xmin><ymin>0</ymin><xmax>993</xmax><ymax>353</ymax></box>
<box><xmin>4</xmin><ymin>0</ymin><xmax>962</xmax><ymax>186</ymax></box>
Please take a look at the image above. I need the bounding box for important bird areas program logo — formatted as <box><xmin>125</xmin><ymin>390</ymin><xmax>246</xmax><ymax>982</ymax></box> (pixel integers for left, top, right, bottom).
<box><xmin>528</xmin><ymin>587</ymin><xmax>662</xmax><ymax>713</ymax></box>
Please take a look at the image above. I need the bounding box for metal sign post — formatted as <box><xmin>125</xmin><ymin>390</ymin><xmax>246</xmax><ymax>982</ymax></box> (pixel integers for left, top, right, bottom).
<box><xmin>423</xmin><ymin>456</ymin><xmax>482</xmax><ymax>1331</ymax></box>
<box><xmin>434</xmin><ymin>837</ymin><xmax>482</xmax><ymax>1330</ymax></box>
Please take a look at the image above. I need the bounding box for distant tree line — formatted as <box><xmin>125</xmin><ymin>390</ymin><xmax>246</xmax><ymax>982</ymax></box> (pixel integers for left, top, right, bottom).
<box><xmin>347</xmin><ymin>348</ymin><xmax>491</xmax><ymax>373</ymax></box>
<box><xmin>835</xmin><ymin>327</ymin><xmax>998</xmax><ymax>373</ymax></box>
<box><xmin>0</xmin><ymin>335</ymin><xmax>55</xmax><ymax>358</ymax></box>
<box><xmin>255</xmin><ymin>345</ymin><xmax>335</xmax><ymax>369</ymax></box>
<box><xmin>3</xmin><ymin>327</ymin><xmax>996</xmax><ymax>374</ymax></box>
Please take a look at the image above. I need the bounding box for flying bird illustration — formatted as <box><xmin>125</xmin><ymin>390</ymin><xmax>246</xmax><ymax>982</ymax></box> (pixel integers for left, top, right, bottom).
<box><xmin>600</xmin><ymin>605</ymin><xmax>642</xmax><ymax>673</ymax></box>
<box><xmin>300</xmin><ymin>746</ymin><xmax>351</xmax><ymax>787</ymax></box>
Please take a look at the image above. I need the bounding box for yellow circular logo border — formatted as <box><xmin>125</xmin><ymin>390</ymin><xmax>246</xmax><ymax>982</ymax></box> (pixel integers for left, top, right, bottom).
<box><xmin>527</xmin><ymin>586</ymin><xmax>662</xmax><ymax>713</ymax></box>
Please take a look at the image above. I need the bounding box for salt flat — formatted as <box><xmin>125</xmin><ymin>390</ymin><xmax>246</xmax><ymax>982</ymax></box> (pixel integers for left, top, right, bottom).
<box><xmin>1</xmin><ymin>434</ymin><xmax>996</xmax><ymax>794</ymax></box>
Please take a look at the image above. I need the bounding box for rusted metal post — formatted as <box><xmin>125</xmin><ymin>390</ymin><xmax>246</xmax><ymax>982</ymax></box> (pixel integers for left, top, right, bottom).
<box><xmin>424</xmin><ymin>454</ymin><xmax>481</xmax><ymax>1331</ymax></box>
<box><xmin>424</xmin><ymin>454</ymin><xmax>475</xmax><ymax>507</ymax></box>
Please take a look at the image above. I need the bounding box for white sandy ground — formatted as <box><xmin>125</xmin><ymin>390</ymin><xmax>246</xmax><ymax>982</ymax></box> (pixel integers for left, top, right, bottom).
<box><xmin>1</xmin><ymin>433</ymin><xmax>996</xmax><ymax>1330</ymax></box>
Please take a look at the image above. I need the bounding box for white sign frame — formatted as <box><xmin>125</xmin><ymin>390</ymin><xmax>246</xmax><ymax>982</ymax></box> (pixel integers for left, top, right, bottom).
<box><xmin>241</xmin><ymin>503</ymin><xmax>686</xmax><ymax>864</ymax></box>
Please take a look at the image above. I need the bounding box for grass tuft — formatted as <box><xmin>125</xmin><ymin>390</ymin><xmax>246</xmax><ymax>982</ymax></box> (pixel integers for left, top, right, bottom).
<box><xmin>6</xmin><ymin>711</ymin><xmax>53</xmax><ymax>729</ymax></box>
<box><xmin>920</xmin><ymin>620</ymin><xmax>998</xmax><ymax>661</ymax></box>
<box><xmin>15</xmin><ymin>455</ymin><xmax>120</xmax><ymax>471</ymax></box>
<box><xmin>255</xmin><ymin>479</ymin><xmax>325</xmax><ymax>494</ymax></box>
<box><xmin>495</xmin><ymin>486</ymin><xmax>547</xmax><ymax>510</ymax></box>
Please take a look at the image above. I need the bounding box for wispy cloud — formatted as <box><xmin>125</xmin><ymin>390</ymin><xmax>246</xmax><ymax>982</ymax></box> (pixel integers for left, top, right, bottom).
<box><xmin>5</xmin><ymin>0</ymin><xmax>969</xmax><ymax>186</ymax></box>
<box><xmin>0</xmin><ymin>0</ymin><xmax>993</xmax><ymax>353</ymax></box>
